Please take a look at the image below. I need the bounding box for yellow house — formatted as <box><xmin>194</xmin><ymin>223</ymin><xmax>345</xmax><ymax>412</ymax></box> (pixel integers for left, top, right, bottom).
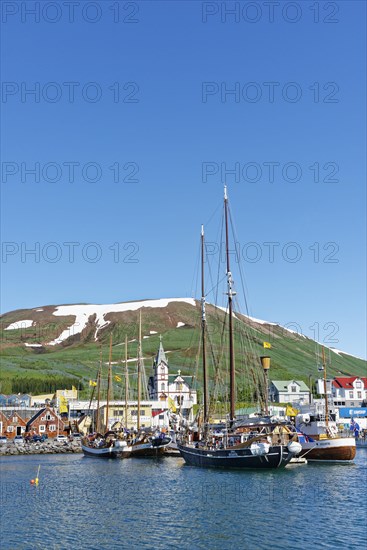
<box><xmin>55</xmin><ymin>388</ymin><xmax>78</xmax><ymax>400</ymax></box>
<box><xmin>101</xmin><ymin>401</ymin><xmax>153</xmax><ymax>431</ymax></box>
<box><xmin>30</xmin><ymin>394</ymin><xmax>54</xmax><ymax>406</ymax></box>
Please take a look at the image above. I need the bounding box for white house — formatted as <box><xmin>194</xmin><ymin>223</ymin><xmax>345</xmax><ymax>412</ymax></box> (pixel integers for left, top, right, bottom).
<box><xmin>317</xmin><ymin>377</ymin><xmax>367</xmax><ymax>407</ymax></box>
<box><xmin>269</xmin><ymin>380</ymin><xmax>311</xmax><ymax>405</ymax></box>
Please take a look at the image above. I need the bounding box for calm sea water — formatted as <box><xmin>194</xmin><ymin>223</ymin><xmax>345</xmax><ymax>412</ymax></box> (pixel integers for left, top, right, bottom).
<box><xmin>0</xmin><ymin>451</ymin><xmax>366</xmax><ymax>550</ymax></box>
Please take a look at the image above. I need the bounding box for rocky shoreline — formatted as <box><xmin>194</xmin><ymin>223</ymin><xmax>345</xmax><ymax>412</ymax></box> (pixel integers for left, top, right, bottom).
<box><xmin>0</xmin><ymin>441</ymin><xmax>82</xmax><ymax>456</ymax></box>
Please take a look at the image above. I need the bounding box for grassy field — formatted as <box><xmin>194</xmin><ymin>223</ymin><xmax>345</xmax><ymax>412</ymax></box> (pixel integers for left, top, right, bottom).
<box><xmin>1</xmin><ymin>301</ymin><xmax>365</xmax><ymax>396</ymax></box>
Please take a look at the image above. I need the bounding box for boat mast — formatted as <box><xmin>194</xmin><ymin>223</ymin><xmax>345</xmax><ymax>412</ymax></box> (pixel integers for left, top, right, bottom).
<box><xmin>322</xmin><ymin>346</ymin><xmax>329</xmax><ymax>428</ymax></box>
<box><xmin>106</xmin><ymin>334</ymin><xmax>113</xmax><ymax>432</ymax></box>
<box><xmin>224</xmin><ymin>185</ymin><xmax>236</xmax><ymax>421</ymax></box>
<box><xmin>95</xmin><ymin>346</ymin><xmax>102</xmax><ymax>432</ymax></box>
<box><xmin>137</xmin><ymin>311</ymin><xmax>142</xmax><ymax>431</ymax></box>
<box><xmin>201</xmin><ymin>225</ymin><xmax>209</xmax><ymax>425</ymax></box>
<box><xmin>125</xmin><ymin>334</ymin><xmax>129</xmax><ymax>428</ymax></box>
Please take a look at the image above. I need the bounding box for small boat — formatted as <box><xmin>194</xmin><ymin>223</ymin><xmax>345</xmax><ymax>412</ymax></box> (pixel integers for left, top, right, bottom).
<box><xmin>296</xmin><ymin>348</ymin><xmax>356</xmax><ymax>462</ymax></box>
<box><xmin>177</xmin><ymin>187</ymin><xmax>301</xmax><ymax>470</ymax></box>
<box><xmin>130</xmin><ymin>430</ymin><xmax>172</xmax><ymax>457</ymax></box>
<box><xmin>82</xmin><ymin>338</ymin><xmax>132</xmax><ymax>459</ymax></box>
<box><xmin>81</xmin><ymin>433</ymin><xmax>131</xmax><ymax>458</ymax></box>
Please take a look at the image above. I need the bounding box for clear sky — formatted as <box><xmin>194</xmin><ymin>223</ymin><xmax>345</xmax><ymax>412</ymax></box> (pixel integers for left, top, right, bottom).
<box><xmin>1</xmin><ymin>1</ymin><xmax>366</xmax><ymax>359</ymax></box>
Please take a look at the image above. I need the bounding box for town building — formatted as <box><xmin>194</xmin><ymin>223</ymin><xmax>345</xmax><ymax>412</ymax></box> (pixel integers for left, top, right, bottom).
<box><xmin>269</xmin><ymin>380</ymin><xmax>311</xmax><ymax>405</ymax></box>
<box><xmin>0</xmin><ymin>410</ymin><xmax>28</xmax><ymax>438</ymax></box>
<box><xmin>26</xmin><ymin>406</ymin><xmax>65</xmax><ymax>437</ymax></box>
<box><xmin>316</xmin><ymin>376</ymin><xmax>367</xmax><ymax>407</ymax></box>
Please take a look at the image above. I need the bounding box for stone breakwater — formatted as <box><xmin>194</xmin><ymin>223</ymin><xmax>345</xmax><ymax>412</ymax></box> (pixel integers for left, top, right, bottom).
<box><xmin>0</xmin><ymin>441</ymin><xmax>82</xmax><ymax>456</ymax></box>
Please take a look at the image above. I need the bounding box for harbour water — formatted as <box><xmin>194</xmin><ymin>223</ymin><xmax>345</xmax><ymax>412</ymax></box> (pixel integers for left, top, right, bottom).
<box><xmin>1</xmin><ymin>451</ymin><xmax>366</xmax><ymax>549</ymax></box>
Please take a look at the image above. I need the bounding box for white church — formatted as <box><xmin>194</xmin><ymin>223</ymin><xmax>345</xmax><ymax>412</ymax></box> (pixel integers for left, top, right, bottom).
<box><xmin>148</xmin><ymin>337</ymin><xmax>197</xmax><ymax>418</ymax></box>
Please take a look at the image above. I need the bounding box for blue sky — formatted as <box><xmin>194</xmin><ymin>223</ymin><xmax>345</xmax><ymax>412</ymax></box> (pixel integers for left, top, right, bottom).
<box><xmin>1</xmin><ymin>1</ymin><xmax>366</xmax><ymax>359</ymax></box>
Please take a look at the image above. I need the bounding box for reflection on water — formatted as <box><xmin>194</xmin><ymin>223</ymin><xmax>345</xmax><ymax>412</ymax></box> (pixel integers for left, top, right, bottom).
<box><xmin>0</xmin><ymin>452</ymin><xmax>366</xmax><ymax>549</ymax></box>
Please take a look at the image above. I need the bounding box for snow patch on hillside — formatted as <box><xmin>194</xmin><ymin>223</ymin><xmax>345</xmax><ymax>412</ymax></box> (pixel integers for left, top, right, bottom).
<box><xmin>24</xmin><ymin>343</ymin><xmax>43</xmax><ymax>348</ymax></box>
<box><xmin>329</xmin><ymin>347</ymin><xmax>364</xmax><ymax>361</ymax></box>
<box><xmin>5</xmin><ymin>320</ymin><xmax>33</xmax><ymax>330</ymax></box>
<box><xmin>46</xmin><ymin>298</ymin><xmax>196</xmax><ymax>346</ymax></box>
<box><xmin>176</xmin><ymin>322</ymin><xmax>185</xmax><ymax>328</ymax></box>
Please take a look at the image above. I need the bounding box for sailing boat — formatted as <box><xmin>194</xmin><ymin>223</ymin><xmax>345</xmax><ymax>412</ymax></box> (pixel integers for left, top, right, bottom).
<box><xmin>177</xmin><ymin>187</ymin><xmax>301</xmax><ymax>469</ymax></box>
<box><xmin>129</xmin><ymin>312</ymin><xmax>172</xmax><ymax>457</ymax></box>
<box><xmin>81</xmin><ymin>339</ymin><xmax>131</xmax><ymax>458</ymax></box>
<box><xmin>295</xmin><ymin>347</ymin><xmax>356</xmax><ymax>461</ymax></box>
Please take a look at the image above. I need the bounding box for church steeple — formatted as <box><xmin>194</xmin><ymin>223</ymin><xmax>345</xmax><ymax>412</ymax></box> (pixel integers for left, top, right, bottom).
<box><xmin>152</xmin><ymin>335</ymin><xmax>169</xmax><ymax>400</ymax></box>
<box><xmin>154</xmin><ymin>335</ymin><xmax>167</xmax><ymax>367</ymax></box>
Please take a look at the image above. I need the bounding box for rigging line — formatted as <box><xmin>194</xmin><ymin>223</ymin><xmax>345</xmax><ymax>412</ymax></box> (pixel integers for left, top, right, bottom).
<box><xmin>203</xmin><ymin>200</ymin><xmax>223</xmax><ymax>231</ymax></box>
<box><xmin>228</xmin><ymin>203</ymin><xmax>251</xmax><ymax>317</ymax></box>
<box><xmin>190</xmin><ymin>235</ymin><xmax>202</xmax><ymax>300</ymax></box>
<box><xmin>204</xmin><ymin>273</ymin><xmax>228</xmax><ymax>298</ymax></box>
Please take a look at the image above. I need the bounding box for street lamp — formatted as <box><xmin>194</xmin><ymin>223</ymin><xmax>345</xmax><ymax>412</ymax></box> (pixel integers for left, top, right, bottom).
<box><xmin>260</xmin><ymin>356</ymin><xmax>271</xmax><ymax>416</ymax></box>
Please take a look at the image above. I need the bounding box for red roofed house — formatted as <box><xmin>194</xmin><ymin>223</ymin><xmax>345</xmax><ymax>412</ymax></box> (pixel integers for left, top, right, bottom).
<box><xmin>26</xmin><ymin>406</ymin><xmax>65</xmax><ymax>438</ymax></box>
<box><xmin>331</xmin><ymin>377</ymin><xmax>367</xmax><ymax>407</ymax></box>
<box><xmin>0</xmin><ymin>410</ymin><xmax>28</xmax><ymax>438</ymax></box>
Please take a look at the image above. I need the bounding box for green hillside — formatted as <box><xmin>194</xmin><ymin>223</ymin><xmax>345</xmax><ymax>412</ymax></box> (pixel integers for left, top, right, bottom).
<box><xmin>0</xmin><ymin>299</ymin><xmax>365</xmax><ymax>397</ymax></box>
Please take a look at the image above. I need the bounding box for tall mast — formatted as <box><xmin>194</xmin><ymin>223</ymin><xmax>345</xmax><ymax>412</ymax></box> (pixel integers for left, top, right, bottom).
<box><xmin>322</xmin><ymin>346</ymin><xmax>329</xmax><ymax>428</ymax></box>
<box><xmin>106</xmin><ymin>334</ymin><xmax>113</xmax><ymax>432</ymax></box>
<box><xmin>201</xmin><ymin>224</ymin><xmax>209</xmax><ymax>425</ymax></box>
<box><xmin>95</xmin><ymin>346</ymin><xmax>102</xmax><ymax>432</ymax></box>
<box><xmin>224</xmin><ymin>185</ymin><xmax>236</xmax><ymax>421</ymax></box>
<box><xmin>125</xmin><ymin>334</ymin><xmax>129</xmax><ymax>428</ymax></box>
<box><xmin>137</xmin><ymin>311</ymin><xmax>142</xmax><ymax>431</ymax></box>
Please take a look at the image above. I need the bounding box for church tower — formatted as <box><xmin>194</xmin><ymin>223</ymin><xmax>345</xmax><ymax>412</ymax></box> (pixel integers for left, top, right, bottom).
<box><xmin>150</xmin><ymin>336</ymin><xmax>169</xmax><ymax>400</ymax></box>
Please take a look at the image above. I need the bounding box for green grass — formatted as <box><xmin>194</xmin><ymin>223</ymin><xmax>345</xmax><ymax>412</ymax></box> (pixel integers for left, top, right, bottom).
<box><xmin>1</xmin><ymin>302</ymin><xmax>365</xmax><ymax>396</ymax></box>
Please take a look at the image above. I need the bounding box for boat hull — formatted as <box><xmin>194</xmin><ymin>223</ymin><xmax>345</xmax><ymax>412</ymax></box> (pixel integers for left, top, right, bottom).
<box><xmin>299</xmin><ymin>437</ymin><xmax>356</xmax><ymax>461</ymax></box>
<box><xmin>131</xmin><ymin>437</ymin><xmax>172</xmax><ymax>458</ymax></box>
<box><xmin>81</xmin><ymin>443</ymin><xmax>131</xmax><ymax>458</ymax></box>
<box><xmin>177</xmin><ymin>443</ymin><xmax>293</xmax><ymax>469</ymax></box>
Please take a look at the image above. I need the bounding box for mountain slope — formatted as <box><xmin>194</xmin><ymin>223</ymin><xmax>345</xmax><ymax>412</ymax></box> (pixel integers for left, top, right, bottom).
<box><xmin>1</xmin><ymin>298</ymin><xmax>365</xmax><ymax>395</ymax></box>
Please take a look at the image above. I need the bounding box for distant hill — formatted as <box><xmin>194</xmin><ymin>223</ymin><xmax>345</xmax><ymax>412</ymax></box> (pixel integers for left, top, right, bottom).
<box><xmin>1</xmin><ymin>298</ymin><xmax>365</xmax><ymax>395</ymax></box>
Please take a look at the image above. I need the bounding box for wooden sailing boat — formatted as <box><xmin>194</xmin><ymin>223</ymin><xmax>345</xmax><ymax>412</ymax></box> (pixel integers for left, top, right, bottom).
<box><xmin>129</xmin><ymin>312</ymin><xmax>172</xmax><ymax>457</ymax></box>
<box><xmin>177</xmin><ymin>186</ymin><xmax>301</xmax><ymax>469</ymax></box>
<box><xmin>81</xmin><ymin>338</ymin><xmax>131</xmax><ymax>458</ymax></box>
<box><xmin>295</xmin><ymin>347</ymin><xmax>356</xmax><ymax>461</ymax></box>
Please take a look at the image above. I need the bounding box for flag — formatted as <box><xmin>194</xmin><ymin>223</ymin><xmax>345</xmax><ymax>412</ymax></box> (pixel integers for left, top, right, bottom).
<box><xmin>114</xmin><ymin>375</ymin><xmax>122</xmax><ymax>382</ymax></box>
<box><xmin>59</xmin><ymin>395</ymin><xmax>68</xmax><ymax>414</ymax></box>
<box><xmin>297</xmin><ymin>431</ymin><xmax>314</xmax><ymax>443</ymax></box>
<box><xmin>263</xmin><ymin>342</ymin><xmax>271</xmax><ymax>349</ymax></box>
<box><xmin>168</xmin><ymin>396</ymin><xmax>177</xmax><ymax>413</ymax></box>
<box><xmin>152</xmin><ymin>409</ymin><xmax>165</xmax><ymax>417</ymax></box>
<box><xmin>286</xmin><ymin>405</ymin><xmax>299</xmax><ymax>417</ymax></box>
<box><xmin>89</xmin><ymin>380</ymin><xmax>97</xmax><ymax>387</ymax></box>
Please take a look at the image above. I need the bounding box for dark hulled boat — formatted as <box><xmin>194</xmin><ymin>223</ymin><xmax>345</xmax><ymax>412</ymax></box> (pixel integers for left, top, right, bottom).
<box><xmin>177</xmin><ymin>187</ymin><xmax>301</xmax><ymax>469</ymax></box>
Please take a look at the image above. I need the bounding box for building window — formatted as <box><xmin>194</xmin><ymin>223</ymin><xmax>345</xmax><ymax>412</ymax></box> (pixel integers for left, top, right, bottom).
<box><xmin>49</xmin><ymin>425</ymin><xmax>56</xmax><ymax>432</ymax></box>
<box><xmin>39</xmin><ymin>425</ymin><xmax>46</xmax><ymax>432</ymax></box>
<box><xmin>140</xmin><ymin>410</ymin><xmax>145</xmax><ymax>416</ymax></box>
<box><xmin>355</xmin><ymin>381</ymin><xmax>362</xmax><ymax>388</ymax></box>
<box><xmin>131</xmin><ymin>410</ymin><xmax>137</xmax><ymax>416</ymax></box>
<box><xmin>46</xmin><ymin>414</ymin><xmax>53</xmax><ymax>421</ymax></box>
<box><xmin>176</xmin><ymin>383</ymin><xmax>183</xmax><ymax>392</ymax></box>
<box><xmin>161</xmin><ymin>383</ymin><xmax>165</xmax><ymax>392</ymax></box>
<box><xmin>291</xmin><ymin>386</ymin><xmax>297</xmax><ymax>393</ymax></box>
<box><xmin>113</xmin><ymin>410</ymin><xmax>122</xmax><ymax>416</ymax></box>
<box><xmin>357</xmin><ymin>392</ymin><xmax>362</xmax><ymax>399</ymax></box>
<box><xmin>159</xmin><ymin>415</ymin><xmax>164</xmax><ymax>419</ymax></box>
<box><xmin>12</xmin><ymin>417</ymin><xmax>17</xmax><ymax>423</ymax></box>
<box><xmin>349</xmin><ymin>391</ymin><xmax>354</xmax><ymax>398</ymax></box>
<box><xmin>7</xmin><ymin>426</ymin><xmax>14</xmax><ymax>433</ymax></box>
